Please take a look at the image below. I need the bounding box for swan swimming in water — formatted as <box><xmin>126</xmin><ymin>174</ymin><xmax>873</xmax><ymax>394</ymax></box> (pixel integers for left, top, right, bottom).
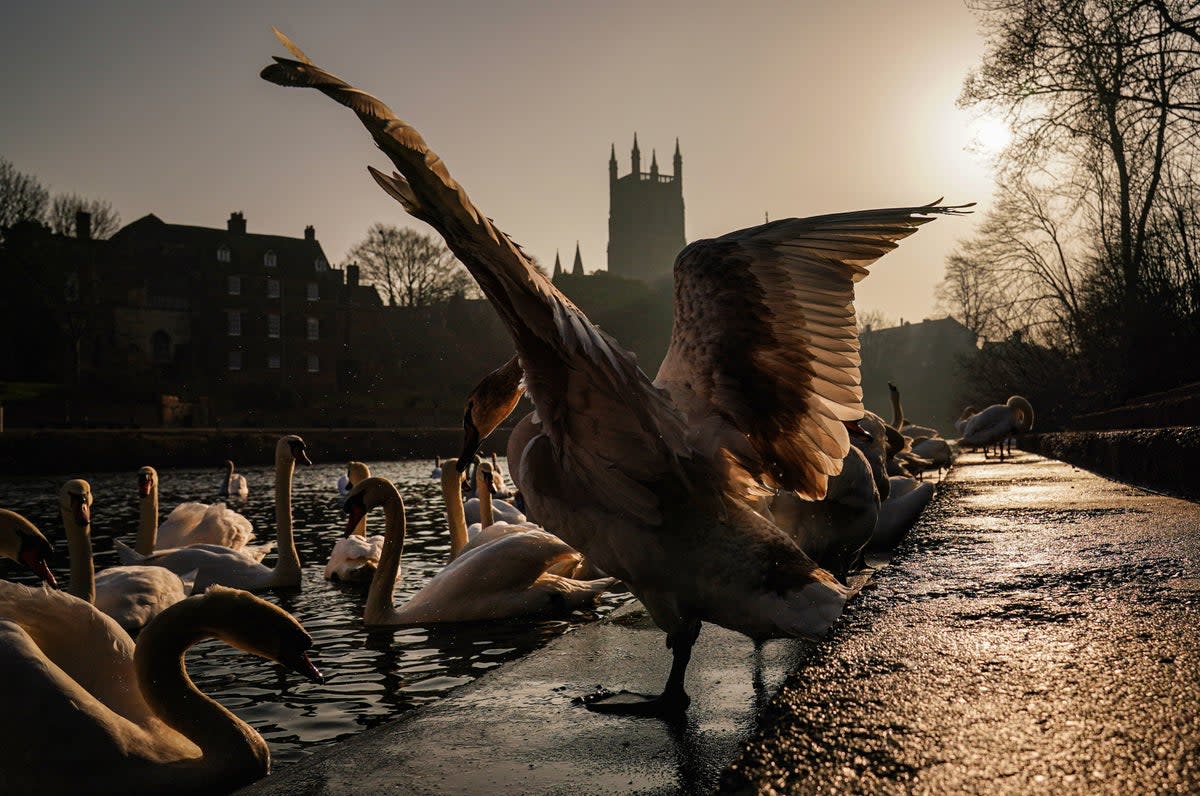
<box><xmin>57</xmin><ymin>479</ymin><xmax>193</xmax><ymax>635</ymax></box>
<box><xmin>118</xmin><ymin>435</ymin><xmax>312</xmax><ymax>592</ymax></box>
<box><xmin>142</xmin><ymin>465</ymin><xmax>258</xmax><ymax>553</ymax></box>
<box><xmin>262</xmin><ymin>33</ymin><xmax>968</xmax><ymax>714</ymax></box>
<box><xmin>218</xmin><ymin>459</ymin><xmax>249</xmax><ymax>499</ymax></box>
<box><xmin>326</xmin><ymin>461</ymin><xmax>385</xmax><ymax>582</ymax></box>
<box><xmin>344</xmin><ymin>476</ymin><xmax>614</xmax><ymax>625</ymax></box>
<box><xmin>0</xmin><ymin>584</ymin><xmax>322</xmax><ymax>795</ymax></box>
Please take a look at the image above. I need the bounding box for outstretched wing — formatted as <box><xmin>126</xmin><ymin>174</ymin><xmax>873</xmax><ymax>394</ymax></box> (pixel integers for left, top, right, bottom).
<box><xmin>262</xmin><ymin>33</ymin><xmax>693</xmax><ymax>526</ymax></box>
<box><xmin>655</xmin><ymin>203</ymin><xmax>972</xmax><ymax>501</ymax></box>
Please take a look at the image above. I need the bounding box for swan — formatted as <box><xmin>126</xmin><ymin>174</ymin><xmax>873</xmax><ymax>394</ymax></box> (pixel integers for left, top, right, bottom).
<box><xmin>57</xmin><ymin>479</ymin><xmax>193</xmax><ymax>635</ymax></box>
<box><xmin>442</xmin><ymin>457</ymin><xmax>600</xmax><ymax>578</ymax></box>
<box><xmin>0</xmin><ymin>583</ymin><xmax>322</xmax><ymax>795</ymax></box>
<box><xmin>767</xmin><ymin>444</ymin><xmax>880</xmax><ymax>582</ymax></box>
<box><xmin>336</xmin><ymin>460</ymin><xmax>371</xmax><ymax>498</ymax></box>
<box><xmin>326</xmin><ymin>461</ymin><xmax>385</xmax><ymax>582</ymax></box>
<box><xmin>871</xmin><ymin>476</ymin><xmax>935</xmax><ymax>549</ymax></box>
<box><xmin>218</xmin><ymin>459</ymin><xmax>249</xmax><ymax>499</ymax></box>
<box><xmin>887</xmin><ymin>381</ymin><xmax>940</xmax><ymax>441</ymax></box>
<box><xmin>429</xmin><ymin>459</ymin><xmax>442</xmax><ymax>478</ymax></box>
<box><xmin>345</xmin><ymin>476</ymin><xmax>613</xmax><ymax>625</ymax></box>
<box><xmin>954</xmin><ymin>405</ymin><xmax>977</xmax><ymax>436</ymax></box>
<box><xmin>463</xmin><ymin>460</ymin><xmax>525</xmax><ymax>530</ymax></box>
<box><xmin>0</xmin><ymin>508</ymin><xmax>57</xmax><ymax>585</ymax></box>
<box><xmin>262</xmin><ymin>35</ymin><xmax>967</xmax><ymax>714</ymax></box>
<box><xmin>960</xmin><ymin>395</ymin><xmax>1035</xmax><ymax>460</ymax></box>
<box><xmin>119</xmin><ymin>435</ymin><xmax>311</xmax><ymax>592</ymax></box>
<box><xmin>910</xmin><ymin>436</ymin><xmax>955</xmax><ymax>472</ymax></box>
<box><xmin>121</xmin><ymin>466</ymin><xmax>271</xmax><ymax>562</ymax></box>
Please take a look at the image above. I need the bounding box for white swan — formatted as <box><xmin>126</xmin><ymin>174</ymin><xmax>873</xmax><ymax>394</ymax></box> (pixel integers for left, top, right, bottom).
<box><xmin>871</xmin><ymin>476</ymin><xmax>935</xmax><ymax>549</ymax></box>
<box><xmin>263</xmin><ymin>36</ymin><xmax>966</xmax><ymax>713</ymax></box>
<box><xmin>0</xmin><ymin>508</ymin><xmax>57</xmax><ymax>585</ymax></box>
<box><xmin>954</xmin><ymin>405</ymin><xmax>978</xmax><ymax>436</ymax></box>
<box><xmin>768</xmin><ymin>445</ymin><xmax>880</xmax><ymax>582</ymax></box>
<box><xmin>325</xmin><ymin>461</ymin><xmax>385</xmax><ymax>582</ymax></box>
<box><xmin>57</xmin><ymin>479</ymin><xmax>193</xmax><ymax>636</ymax></box>
<box><xmin>463</xmin><ymin>460</ymin><xmax>526</xmax><ymax>531</ymax></box>
<box><xmin>960</xmin><ymin>395</ymin><xmax>1035</xmax><ymax>459</ymax></box>
<box><xmin>0</xmin><ymin>583</ymin><xmax>322</xmax><ymax>795</ymax></box>
<box><xmin>345</xmin><ymin>476</ymin><xmax>614</xmax><ymax>625</ymax></box>
<box><xmin>218</xmin><ymin>459</ymin><xmax>249</xmax><ymax>499</ymax></box>
<box><xmin>118</xmin><ymin>467</ymin><xmax>272</xmax><ymax>564</ymax></box>
<box><xmin>119</xmin><ymin>435</ymin><xmax>311</xmax><ymax>592</ymax></box>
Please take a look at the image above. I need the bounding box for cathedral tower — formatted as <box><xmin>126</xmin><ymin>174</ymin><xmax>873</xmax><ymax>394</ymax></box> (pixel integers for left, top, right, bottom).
<box><xmin>607</xmin><ymin>135</ymin><xmax>686</xmax><ymax>283</ymax></box>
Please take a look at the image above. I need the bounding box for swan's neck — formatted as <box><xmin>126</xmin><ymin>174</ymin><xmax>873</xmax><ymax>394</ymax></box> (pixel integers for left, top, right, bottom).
<box><xmin>890</xmin><ymin>389</ymin><xmax>904</xmax><ymax>429</ymax></box>
<box><xmin>136</xmin><ymin>488</ymin><xmax>159</xmax><ymax>556</ymax></box>
<box><xmin>442</xmin><ymin>470</ymin><xmax>468</xmax><ymax>559</ymax></box>
<box><xmin>272</xmin><ymin>456</ymin><xmax>301</xmax><ymax>581</ymax></box>
<box><xmin>224</xmin><ymin>463</ymin><xmax>235</xmax><ymax>495</ymax></box>
<box><xmin>476</xmin><ymin>476</ymin><xmax>495</xmax><ymax>528</ymax></box>
<box><xmin>364</xmin><ymin>497</ymin><xmax>406</xmax><ymax>624</ymax></box>
<box><xmin>63</xmin><ymin>512</ymin><xmax>95</xmax><ymax>603</ymax></box>
<box><xmin>135</xmin><ymin>602</ymin><xmax>269</xmax><ymax>789</ymax></box>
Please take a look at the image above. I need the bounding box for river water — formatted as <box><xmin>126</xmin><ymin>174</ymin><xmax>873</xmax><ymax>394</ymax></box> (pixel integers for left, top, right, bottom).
<box><xmin>0</xmin><ymin>456</ymin><xmax>631</xmax><ymax>768</ymax></box>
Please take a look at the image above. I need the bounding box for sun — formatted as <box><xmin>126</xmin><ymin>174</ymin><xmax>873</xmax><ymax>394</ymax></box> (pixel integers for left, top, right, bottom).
<box><xmin>968</xmin><ymin>114</ymin><xmax>1012</xmax><ymax>155</ymax></box>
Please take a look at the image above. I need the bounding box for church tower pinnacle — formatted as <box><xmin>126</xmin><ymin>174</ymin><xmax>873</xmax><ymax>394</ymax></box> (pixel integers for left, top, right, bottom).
<box><xmin>572</xmin><ymin>242</ymin><xmax>584</xmax><ymax>276</ymax></box>
<box><xmin>552</xmin><ymin>250</ymin><xmax>562</xmax><ymax>279</ymax></box>
<box><xmin>631</xmin><ymin>133</ymin><xmax>641</xmax><ymax>176</ymax></box>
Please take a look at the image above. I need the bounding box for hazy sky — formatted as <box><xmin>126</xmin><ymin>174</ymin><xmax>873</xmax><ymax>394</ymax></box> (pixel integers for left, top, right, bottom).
<box><xmin>2</xmin><ymin>1</ymin><xmax>1001</xmax><ymax>323</ymax></box>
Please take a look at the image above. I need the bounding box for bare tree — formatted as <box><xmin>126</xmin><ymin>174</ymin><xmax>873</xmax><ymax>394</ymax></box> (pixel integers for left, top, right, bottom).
<box><xmin>960</xmin><ymin>0</ymin><xmax>1200</xmax><ymax>394</ymax></box>
<box><xmin>47</xmin><ymin>193</ymin><xmax>122</xmax><ymax>239</ymax></box>
<box><xmin>346</xmin><ymin>223</ymin><xmax>475</xmax><ymax>307</ymax></box>
<box><xmin>0</xmin><ymin>157</ymin><xmax>48</xmax><ymax>235</ymax></box>
<box><xmin>935</xmin><ymin>252</ymin><xmax>1008</xmax><ymax>341</ymax></box>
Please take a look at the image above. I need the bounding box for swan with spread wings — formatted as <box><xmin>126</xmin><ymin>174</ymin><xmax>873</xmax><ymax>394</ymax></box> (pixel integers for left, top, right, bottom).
<box><xmin>261</xmin><ymin>31</ymin><xmax>969</xmax><ymax>716</ymax></box>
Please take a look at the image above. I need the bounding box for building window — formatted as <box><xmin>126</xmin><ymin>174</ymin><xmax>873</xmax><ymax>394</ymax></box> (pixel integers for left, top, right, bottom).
<box><xmin>268</xmin><ymin>353</ymin><xmax>281</xmax><ymax>369</ymax></box>
<box><xmin>151</xmin><ymin>330</ymin><xmax>171</xmax><ymax>363</ymax></box>
<box><xmin>306</xmin><ymin>282</ymin><xmax>319</xmax><ymax>301</ymax></box>
<box><xmin>227</xmin><ymin>310</ymin><xmax>242</xmax><ymax>336</ymax></box>
<box><xmin>314</xmin><ymin>256</ymin><xmax>328</xmax><ymax>272</ymax></box>
<box><xmin>227</xmin><ymin>275</ymin><xmax>241</xmax><ymax>295</ymax></box>
<box><xmin>307</xmin><ymin>354</ymin><xmax>319</xmax><ymax>373</ymax></box>
<box><xmin>264</xmin><ymin>250</ymin><xmax>277</xmax><ymax>268</ymax></box>
<box><xmin>267</xmin><ymin>278</ymin><xmax>280</xmax><ymax>299</ymax></box>
<box><xmin>228</xmin><ymin>350</ymin><xmax>242</xmax><ymax>370</ymax></box>
<box><xmin>217</xmin><ymin>245</ymin><xmax>231</xmax><ymax>263</ymax></box>
<box><xmin>268</xmin><ymin>314</ymin><xmax>280</xmax><ymax>338</ymax></box>
<box><xmin>306</xmin><ymin>317</ymin><xmax>319</xmax><ymax>341</ymax></box>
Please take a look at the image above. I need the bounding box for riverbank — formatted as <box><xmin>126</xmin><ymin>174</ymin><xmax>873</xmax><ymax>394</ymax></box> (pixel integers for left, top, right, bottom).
<box><xmin>0</xmin><ymin>427</ymin><xmax>514</xmax><ymax>476</ymax></box>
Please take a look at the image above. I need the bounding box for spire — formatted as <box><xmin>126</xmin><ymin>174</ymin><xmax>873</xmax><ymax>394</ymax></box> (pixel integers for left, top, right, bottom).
<box><xmin>609</xmin><ymin>143</ymin><xmax>618</xmax><ymax>184</ymax></box>
<box><xmin>631</xmin><ymin>133</ymin><xmax>641</xmax><ymax>176</ymax></box>
<box><xmin>553</xmin><ymin>250</ymin><xmax>562</xmax><ymax>279</ymax></box>
<box><xmin>572</xmin><ymin>242</ymin><xmax>584</xmax><ymax>276</ymax></box>
<box><xmin>650</xmin><ymin>149</ymin><xmax>659</xmax><ymax>178</ymax></box>
<box><xmin>673</xmin><ymin>137</ymin><xmax>683</xmax><ymax>183</ymax></box>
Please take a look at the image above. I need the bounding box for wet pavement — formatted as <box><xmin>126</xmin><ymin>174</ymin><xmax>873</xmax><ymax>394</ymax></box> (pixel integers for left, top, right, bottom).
<box><xmin>240</xmin><ymin>451</ymin><xmax>1200</xmax><ymax>795</ymax></box>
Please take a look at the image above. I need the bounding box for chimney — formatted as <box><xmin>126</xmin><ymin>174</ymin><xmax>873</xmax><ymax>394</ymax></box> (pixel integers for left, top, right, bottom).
<box><xmin>75</xmin><ymin>211</ymin><xmax>92</xmax><ymax>240</ymax></box>
<box><xmin>304</xmin><ymin>225</ymin><xmax>315</xmax><ymax>241</ymax></box>
<box><xmin>347</xmin><ymin>263</ymin><xmax>360</xmax><ymax>288</ymax></box>
<box><xmin>227</xmin><ymin>211</ymin><xmax>246</xmax><ymax>235</ymax></box>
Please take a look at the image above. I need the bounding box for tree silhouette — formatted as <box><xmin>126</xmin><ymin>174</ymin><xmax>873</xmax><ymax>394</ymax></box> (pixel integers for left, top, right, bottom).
<box><xmin>47</xmin><ymin>193</ymin><xmax>121</xmax><ymax>239</ymax></box>
<box><xmin>0</xmin><ymin>157</ymin><xmax>48</xmax><ymax>236</ymax></box>
<box><xmin>346</xmin><ymin>223</ymin><xmax>475</xmax><ymax>307</ymax></box>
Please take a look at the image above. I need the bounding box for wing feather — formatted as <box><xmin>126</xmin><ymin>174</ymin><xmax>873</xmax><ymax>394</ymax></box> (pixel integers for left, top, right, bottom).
<box><xmin>655</xmin><ymin>202</ymin><xmax>972</xmax><ymax>501</ymax></box>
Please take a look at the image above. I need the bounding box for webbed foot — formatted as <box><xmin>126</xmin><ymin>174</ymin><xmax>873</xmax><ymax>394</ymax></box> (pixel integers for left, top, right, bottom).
<box><xmin>578</xmin><ymin>687</ymin><xmax>690</xmax><ymax>718</ymax></box>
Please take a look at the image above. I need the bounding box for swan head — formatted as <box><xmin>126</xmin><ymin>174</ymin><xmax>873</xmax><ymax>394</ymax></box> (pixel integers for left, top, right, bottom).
<box><xmin>58</xmin><ymin>478</ymin><xmax>93</xmax><ymax>531</ymax></box>
<box><xmin>346</xmin><ymin>460</ymin><xmax>371</xmax><ymax>487</ymax></box>
<box><xmin>1006</xmin><ymin>395</ymin><xmax>1035</xmax><ymax>432</ymax></box>
<box><xmin>137</xmin><ymin>466</ymin><xmax>158</xmax><ymax>498</ymax></box>
<box><xmin>223</xmin><ymin>459</ymin><xmax>235</xmax><ymax>472</ymax></box>
<box><xmin>458</xmin><ymin>356</ymin><xmax>525</xmax><ymax>469</ymax></box>
<box><xmin>0</xmin><ymin>508</ymin><xmax>57</xmax><ymax>586</ymax></box>
<box><xmin>173</xmin><ymin>586</ymin><xmax>323</xmax><ymax>684</ymax></box>
<box><xmin>277</xmin><ymin>434</ymin><xmax>313</xmax><ymax>466</ymax></box>
<box><xmin>342</xmin><ymin>477</ymin><xmax>402</xmax><ymax>536</ymax></box>
<box><xmin>476</xmin><ymin>460</ymin><xmax>498</xmax><ymax>495</ymax></box>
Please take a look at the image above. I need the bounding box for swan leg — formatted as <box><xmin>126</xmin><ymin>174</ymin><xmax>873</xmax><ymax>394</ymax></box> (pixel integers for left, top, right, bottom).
<box><xmin>582</xmin><ymin>619</ymin><xmax>701</xmax><ymax>718</ymax></box>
